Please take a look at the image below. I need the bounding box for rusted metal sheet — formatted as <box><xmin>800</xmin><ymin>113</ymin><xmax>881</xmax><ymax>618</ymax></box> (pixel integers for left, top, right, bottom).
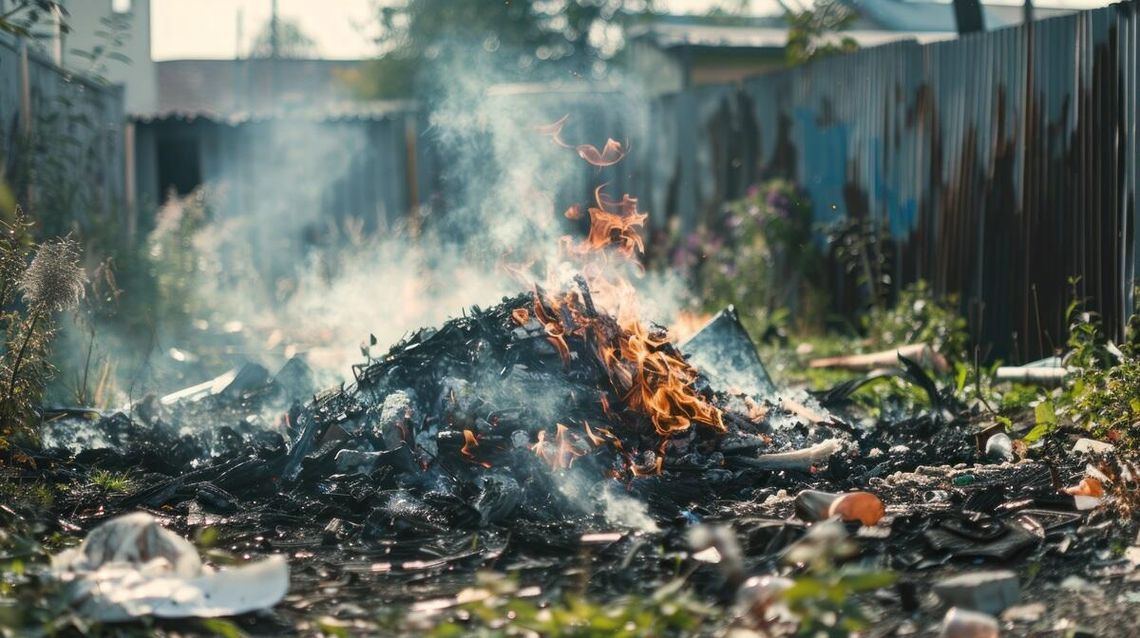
<box><xmin>650</xmin><ymin>1</ymin><xmax>1138</xmax><ymax>360</ymax></box>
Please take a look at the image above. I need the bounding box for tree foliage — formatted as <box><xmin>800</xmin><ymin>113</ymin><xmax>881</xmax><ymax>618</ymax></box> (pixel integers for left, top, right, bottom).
<box><xmin>250</xmin><ymin>16</ymin><xmax>318</xmax><ymax>59</ymax></box>
<box><xmin>0</xmin><ymin>1</ymin><xmax>67</xmax><ymax>39</ymax></box>
<box><xmin>785</xmin><ymin>0</ymin><xmax>858</xmax><ymax>66</ymax></box>
<box><xmin>350</xmin><ymin>0</ymin><xmax>655</xmax><ymax>99</ymax></box>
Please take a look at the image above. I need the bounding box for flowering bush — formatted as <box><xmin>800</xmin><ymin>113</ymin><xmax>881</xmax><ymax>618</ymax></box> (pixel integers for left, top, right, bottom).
<box><xmin>671</xmin><ymin>179</ymin><xmax>824</xmax><ymax>335</ymax></box>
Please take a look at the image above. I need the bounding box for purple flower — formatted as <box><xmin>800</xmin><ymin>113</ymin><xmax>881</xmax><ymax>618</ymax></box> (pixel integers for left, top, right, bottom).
<box><xmin>766</xmin><ymin>187</ymin><xmax>790</xmax><ymax>213</ymax></box>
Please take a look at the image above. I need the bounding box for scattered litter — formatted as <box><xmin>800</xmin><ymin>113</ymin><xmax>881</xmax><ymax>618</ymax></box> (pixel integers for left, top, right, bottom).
<box><xmin>984</xmin><ymin>433</ymin><xmax>1013</xmax><ymax>463</ymax></box>
<box><xmin>681</xmin><ymin>306</ymin><xmax>776</xmax><ymax>399</ymax></box>
<box><xmin>994</xmin><ymin>357</ymin><xmax>1070</xmax><ymax>386</ymax></box>
<box><xmin>939</xmin><ymin>607</ymin><xmax>999</xmax><ymax>638</ymax></box>
<box><xmin>808</xmin><ymin>343</ymin><xmax>949</xmax><ymax>373</ymax></box>
<box><xmin>1058</xmin><ymin>575</ymin><xmax>1101</xmax><ymax>594</ymax></box>
<box><xmin>794</xmin><ymin>489</ymin><xmax>885</xmax><ymax>526</ymax></box>
<box><xmin>828</xmin><ymin>491</ymin><xmax>885</xmax><ymax>526</ymax></box>
<box><xmin>1072</xmin><ymin>438</ymin><xmax>1115</xmax><ymax>455</ymax></box>
<box><xmin>51</xmin><ymin>512</ymin><xmax>288</xmax><ymax>622</ymax></box>
<box><xmin>933</xmin><ymin>570</ymin><xmax>1020</xmax><ymax>614</ymax></box>
<box><xmin>1001</xmin><ymin>602</ymin><xmax>1045</xmax><ymax>623</ymax></box>
<box><xmin>738</xmin><ymin>439</ymin><xmax>842</xmax><ymax>471</ymax></box>
<box><xmin>1064</xmin><ymin>477</ymin><xmax>1105</xmax><ymax>498</ymax></box>
<box><xmin>924</xmin><ymin>516</ymin><xmax>1039</xmax><ymax>561</ymax></box>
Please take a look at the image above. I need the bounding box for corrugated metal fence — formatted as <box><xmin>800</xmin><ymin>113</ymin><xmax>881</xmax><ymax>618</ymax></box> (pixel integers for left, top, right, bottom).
<box><xmin>0</xmin><ymin>32</ymin><xmax>126</xmax><ymax>237</ymax></box>
<box><xmin>127</xmin><ymin>3</ymin><xmax>1136</xmax><ymax>360</ymax></box>
<box><xmin>643</xmin><ymin>2</ymin><xmax>1138</xmax><ymax>360</ymax></box>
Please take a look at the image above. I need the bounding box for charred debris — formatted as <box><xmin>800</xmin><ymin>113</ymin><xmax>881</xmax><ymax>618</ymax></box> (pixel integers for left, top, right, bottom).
<box><xmin>14</xmin><ymin>290</ymin><xmax>1128</xmax><ymax>631</ymax></box>
<box><xmin>5</xmin><ymin>121</ymin><xmax>1137</xmax><ymax>635</ymax></box>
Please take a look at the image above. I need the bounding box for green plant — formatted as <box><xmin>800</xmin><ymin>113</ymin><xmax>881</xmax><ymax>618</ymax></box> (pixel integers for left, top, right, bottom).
<box><xmin>682</xmin><ymin>179</ymin><xmax>825</xmax><ymax>336</ymax></box>
<box><xmin>0</xmin><ymin>1</ymin><xmax>66</xmax><ymax>39</ymax></box>
<box><xmin>422</xmin><ymin>572</ymin><xmax>716</xmax><ymax>637</ymax></box>
<box><xmin>826</xmin><ymin>215</ymin><xmax>892</xmax><ymax>314</ymax></box>
<box><xmin>1036</xmin><ymin>278</ymin><xmax>1140</xmax><ymax>447</ymax></box>
<box><xmin>865</xmin><ymin>280</ymin><xmax>968</xmax><ymax>362</ymax></box>
<box><xmin>1067</xmin><ymin>358</ymin><xmax>1140</xmax><ymax>447</ymax></box>
<box><xmin>1</xmin><ymin>221</ymin><xmax>86</xmax><ymax>446</ymax></box>
<box><xmin>89</xmin><ymin>469</ymin><xmax>131</xmax><ymax>493</ymax></box>
<box><xmin>779</xmin><ymin>521</ymin><xmax>896</xmax><ymax>637</ymax></box>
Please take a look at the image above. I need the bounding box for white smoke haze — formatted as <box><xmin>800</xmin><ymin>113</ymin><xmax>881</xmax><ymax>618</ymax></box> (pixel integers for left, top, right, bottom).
<box><xmin>80</xmin><ymin>42</ymin><xmax>697</xmax><ymax>401</ymax></box>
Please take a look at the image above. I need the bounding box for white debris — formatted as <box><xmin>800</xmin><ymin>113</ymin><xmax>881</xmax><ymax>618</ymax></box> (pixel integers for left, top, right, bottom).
<box><xmin>1072</xmin><ymin>438</ymin><xmax>1115</xmax><ymax>455</ymax></box>
<box><xmin>748</xmin><ymin>438</ymin><xmax>842</xmax><ymax>470</ymax></box>
<box><xmin>939</xmin><ymin>607</ymin><xmax>999</xmax><ymax>638</ymax></box>
<box><xmin>334</xmin><ymin>448</ymin><xmax>384</xmax><ymax>475</ymax></box>
<box><xmin>933</xmin><ymin>570</ymin><xmax>1020</xmax><ymax>614</ymax></box>
<box><xmin>376</xmin><ymin>390</ymin><xmax>417</xmax><ymax>448</ymax></box>
<box><xmin>984</xmin><ymin>433</ymin><xmax>1014</xmax><ymax>462</ymax></box>
<box><xmin>51</xmin><ymin>512</ymin><xmax>288</xmax><ymax>622</ymax></box>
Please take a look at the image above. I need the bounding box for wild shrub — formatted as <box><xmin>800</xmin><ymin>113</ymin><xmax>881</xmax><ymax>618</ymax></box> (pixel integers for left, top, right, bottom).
<box><xmin>0</xmin><ymin>211</ymin><xmax>87</xmax><ymax>447</ymax></box>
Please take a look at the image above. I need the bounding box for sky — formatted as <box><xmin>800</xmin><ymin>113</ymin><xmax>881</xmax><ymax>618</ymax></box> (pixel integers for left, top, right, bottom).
<box><xmin>149</xmin><ymin>0</ymin><xmax>774</xmax><ymax>60</ymax></box>
<box><xmin>150</xmin><ymin>0</ymin><xmax>1120</xmax><ymax>60</ymax></box>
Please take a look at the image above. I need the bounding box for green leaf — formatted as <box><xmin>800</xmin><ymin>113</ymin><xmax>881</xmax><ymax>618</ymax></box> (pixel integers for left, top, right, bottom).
<box><xmin>781</xmin><ymin>577</ymin><xmax>827</xmax><ymax>603</ymax></box>
<box><xmin>1034</xmin><ymin>400</ymin><xmax>1057</xmax><ymax>428</ymax></box>
<box><xmin>838</xmin><ymin>569</ymin><xmax>897</xmax><ymax>591</ymax></box>
<box><xmin>195</xmin><ymin>526</ymin><xmax>219</xmax><ymax>548</ymax></box>
<box><xmin>1023</xmin><ymin>423</ymin><xmax>1051</xmax><ymax>444</ymax></box>
<box><xmin>198</xmin><ymin>618</ymin><xmax>248</xmax><ymax>638</ymax></box>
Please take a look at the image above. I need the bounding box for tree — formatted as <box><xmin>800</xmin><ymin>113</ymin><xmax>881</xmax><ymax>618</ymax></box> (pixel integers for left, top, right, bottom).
<box><xmin>250</xmin><ymin>16</ymin><xmax>318</xmax><ymax>59</ymax></box>
<box><xmin>784</xmin><ymin>0</ymin><xmax>858</xmax><ymax>66</ymax></box>
<box><xmin>0</xmin><ymin>0</ymin><xmax>66</xmax><ymax>39</ymax></box>
<box><xmin>349</xmin><ymin>0</ymin><xmax>655</xmax><ymax>99</ymax></box>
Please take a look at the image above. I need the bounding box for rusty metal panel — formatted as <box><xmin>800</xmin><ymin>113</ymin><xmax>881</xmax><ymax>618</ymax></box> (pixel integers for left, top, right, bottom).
<box><xmin>654</xmin><ymin>1</ymin><xmax>1138</xmax><ymax>360</ymax></box>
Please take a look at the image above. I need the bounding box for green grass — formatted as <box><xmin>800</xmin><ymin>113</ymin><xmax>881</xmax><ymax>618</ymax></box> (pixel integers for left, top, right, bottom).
<box><xmin>89</xmin><ymin>469</ymin><xmax>131</xmax><ymax>493</ymax></box>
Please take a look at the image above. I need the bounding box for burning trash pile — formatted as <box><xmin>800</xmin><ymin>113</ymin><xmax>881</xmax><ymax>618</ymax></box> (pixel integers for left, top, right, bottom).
<box><xmin>6</xmin><ymin>120</ymin><xmax>1140</xmax><ymax>636</ymax></box>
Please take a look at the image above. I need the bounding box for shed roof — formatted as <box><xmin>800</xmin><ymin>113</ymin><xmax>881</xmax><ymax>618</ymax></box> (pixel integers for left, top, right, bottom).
<box><xmin>155</xmin><ymin>58</ymin><xmax>367</xmax><ymax>118</ymax></box>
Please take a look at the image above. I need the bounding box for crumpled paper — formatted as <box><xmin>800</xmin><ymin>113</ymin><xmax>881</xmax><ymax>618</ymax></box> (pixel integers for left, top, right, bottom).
<box><xmin>51</xmin><ymin>512</ymin><xmax>288</xmax><ymax>622</ymax></box>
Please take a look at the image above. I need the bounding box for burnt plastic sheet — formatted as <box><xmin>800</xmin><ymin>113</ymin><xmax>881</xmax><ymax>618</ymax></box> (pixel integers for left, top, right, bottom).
<box><xmin>680</xmin><ymin>306</ymin><xmax>776</xmax><ymax>400</ymax></box>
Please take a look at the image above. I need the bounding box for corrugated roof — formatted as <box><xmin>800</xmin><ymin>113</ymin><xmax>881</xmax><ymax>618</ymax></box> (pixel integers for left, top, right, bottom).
<box><xmin>131</xmin><ymin>100</ymin><xmax>415</xmax><ymax>125</ymax></box>
<box><xmin>630</xmin><ymin>21</ymin><xmax>955</xmax><ymax>49</ymax></box>
<box><xmin>842</xmin><ymin>0</ymin><xmax>1080</xmax><ymax>32</ymax></box>
<box><xmin>154</xmin><ymin>58</ymin><xmax>368</xmax><ymax>118</ymax></box>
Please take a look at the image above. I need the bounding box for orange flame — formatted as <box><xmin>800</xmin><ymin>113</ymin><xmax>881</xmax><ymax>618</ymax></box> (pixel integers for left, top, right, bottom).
<box><xmin>583</xmin><ymin>421</ymin><xmax>606</xmax><ymax>447</ymax></box>
<box><xmin>532</xmin><ymin>423</ymin><xmax>587</xmax><ymax>470</ymax></box>
<box><xmin>536</xmin><ymin>116</ymin><xmax>627</xmax><ymax>167</ymax></box>
<box><xmin>669</xmin><ymin>310</ymin><xmax>712</xmax><ymax>343</ymax></box>
<box><xmin>529</xmin><ymin>182</ymin><xmax>724</xmax><ymax>437</ymax></box>
<box><xmin>576</xmin><ymin>139</ymin><xmax>626</xmax><ymax>167</ymax></box>
<box><xmin>460</xmin><ymin>430</ymin><xmax>491</xmax><ymax>469</ymax></box>
<box><xmin>517</xmin><ymin>115</ymin><xmax>725</xmax><ymax>477</ymax></box>
<box><xmin>511</xmin><ymin>307</ymin><xmax>531</xmax><ymax>326</ymax></box>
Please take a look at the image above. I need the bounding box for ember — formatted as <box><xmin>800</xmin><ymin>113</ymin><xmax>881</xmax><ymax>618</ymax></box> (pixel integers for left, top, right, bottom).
<box><xmin>460</xmin><ymin>429</ymin><xmax>491</xmax><ymax>468</ymax></box>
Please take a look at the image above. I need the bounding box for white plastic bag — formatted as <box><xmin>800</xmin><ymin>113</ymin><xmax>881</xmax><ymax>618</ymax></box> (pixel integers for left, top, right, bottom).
<box><xmin>51</xmin><ymin>512</ymin><xmax>288</xmax><ymax>622</ymax></box>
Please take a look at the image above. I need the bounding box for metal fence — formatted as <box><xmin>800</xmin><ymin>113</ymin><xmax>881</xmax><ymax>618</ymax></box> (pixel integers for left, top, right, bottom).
<box><xmin>0</xmin><ymin>32</ymin><xmax>126</xmax><ymax>237</ymax></box>
<box><xmin>643</xmin><ymin>1</ymin><xmax>1138</xmax><ymax>360</ymax></box>
<box><xmin>126</xmin><ymin>2</ymin><xmax>1137</xmax><ymax>360</ymax></box>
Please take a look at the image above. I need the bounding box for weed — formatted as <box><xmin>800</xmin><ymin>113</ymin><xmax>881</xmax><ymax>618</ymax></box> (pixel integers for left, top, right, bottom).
<box><xmin>89</xmin><ymin>469</ymin><xmax>131</xmax><ymax>493</ymax></box>
<box><xmin>420</xmin><ymin>571</ymin><xmax>717</xmax><ymax>637</ymax></box>
<box><xmin>0</xmin><ymin>233</ymin><xmax>86</xmax><ymax>445</ymax></box>
<box><xmin>864</xmin><ymin>280</ymin><xmax>968</xmax><ymax>362</ymax></box>
<box><xmin>1039</xmin><ymin>279</ymin><xmax>1140</xmax><ymax>447</ymax></box>
<box><xmin>0</xmin><ymin>479</ymin><xmax>54</xmax><ymax>510</ymax></box>
<box><xmin>677</xmin><ymin>179</ymin><xmax>827</xmax><ymax>336</ymax></box>
<box><xmin>779</xmin><ymin>521</ymin><xmax>896</xmax><ymax>637</ymax></box>
<box><xmin>826</xmin><ymin>215</ymin><xmax>892</xmax><ymax>314</ymax></box>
